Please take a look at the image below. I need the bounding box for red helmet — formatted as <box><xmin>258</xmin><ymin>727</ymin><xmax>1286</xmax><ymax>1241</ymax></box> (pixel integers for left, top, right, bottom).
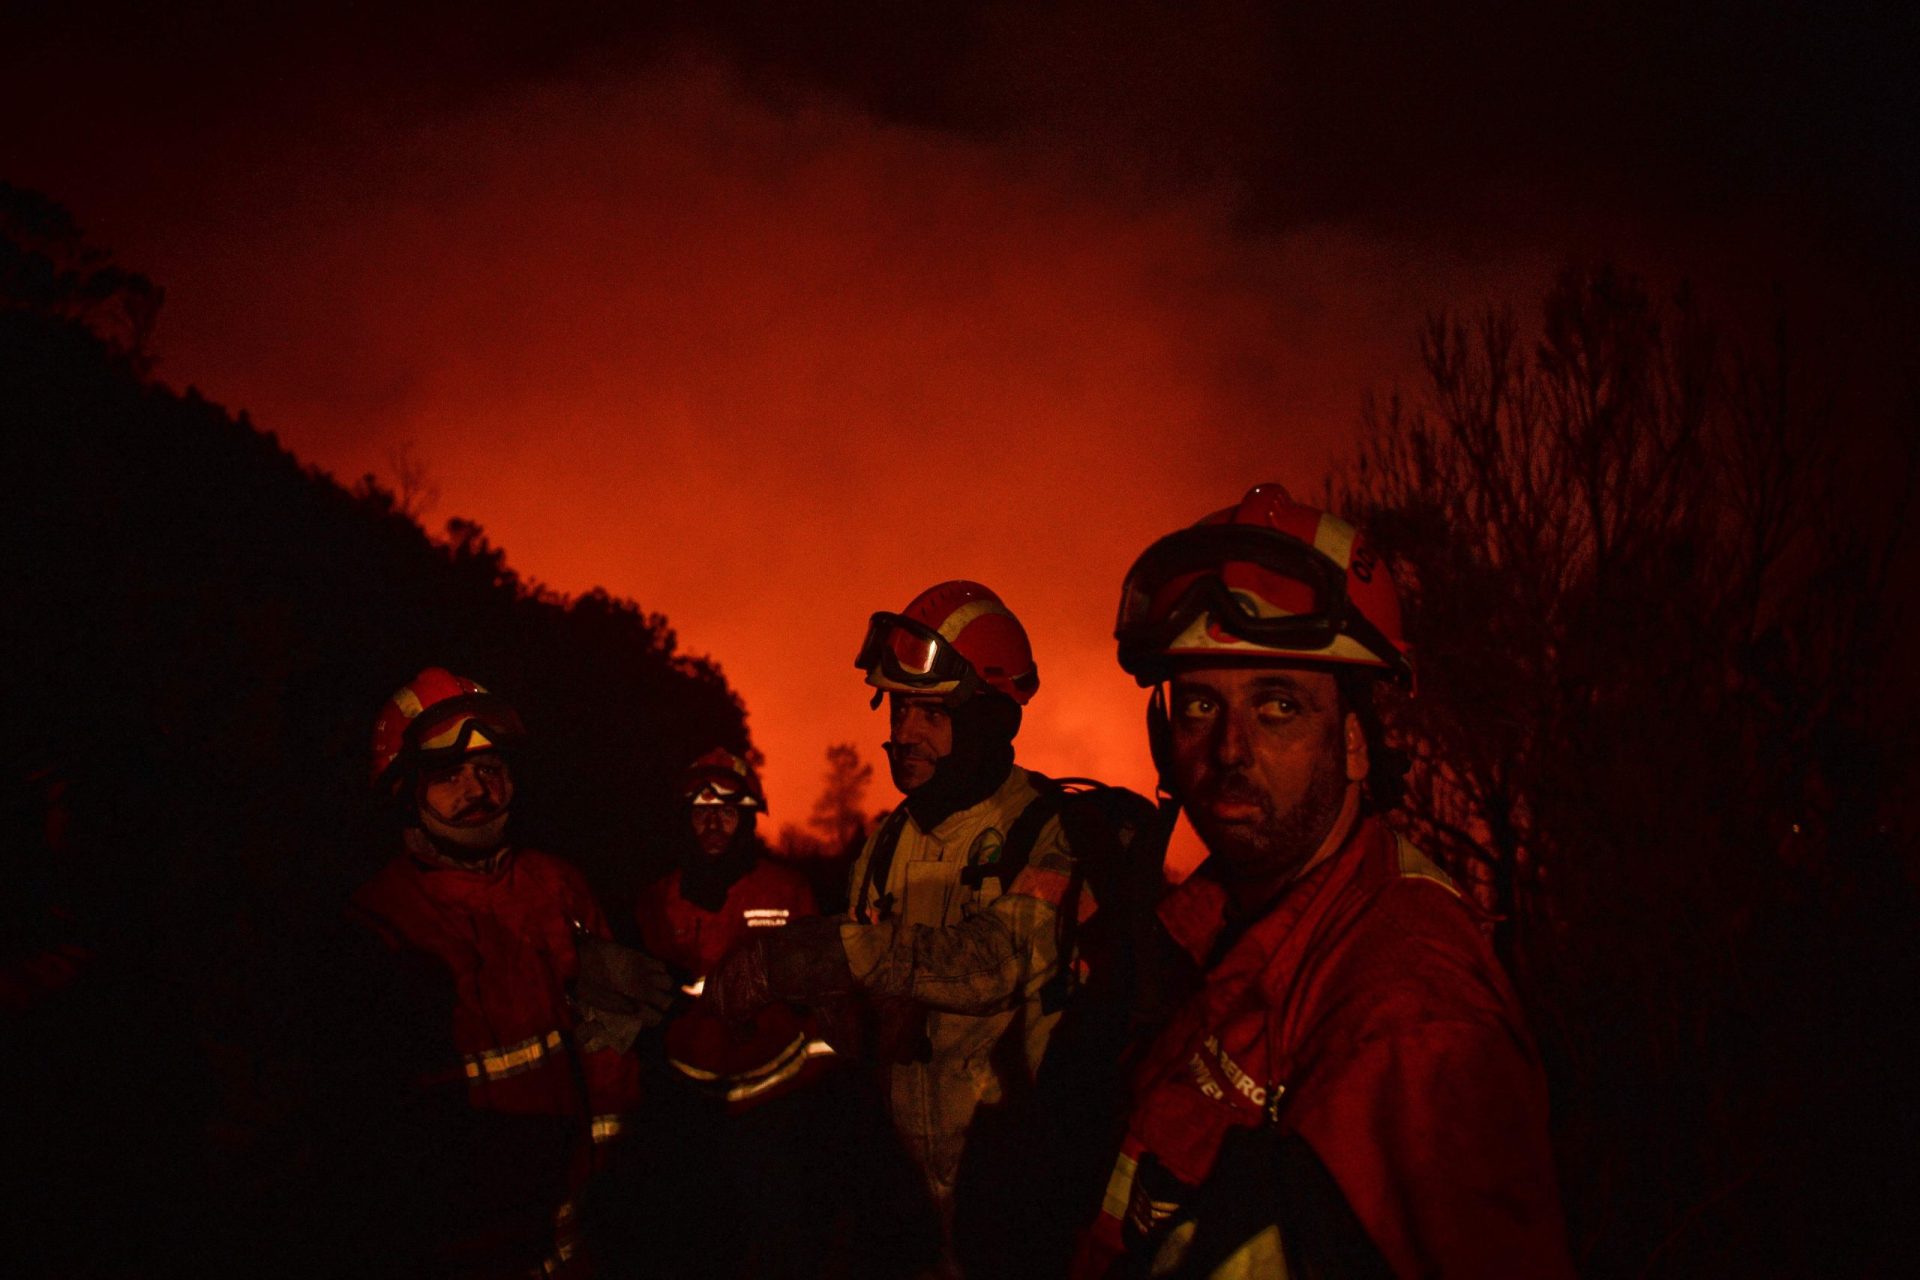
<box><xmin>1115</xmin><ymin>483</ymin><xmax>1411</xmax><ymax>687</ymax></box>
<box><xmin>857</xmin><ymin>580</ymin><xmax>1039</xmax><ymax>705</ymax></box>
<box><xmin>370</xmin><ymin>667</ymin><xmax>527</xmax><ymax>790</ymax></box>
<box><xmin>680</xmin><ymin>748</ymin><xmax>767</xmax><ymax>811</ymax></box>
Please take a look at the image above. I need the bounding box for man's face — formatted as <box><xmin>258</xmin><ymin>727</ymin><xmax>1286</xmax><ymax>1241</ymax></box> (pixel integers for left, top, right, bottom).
<box><xmin>1167</xmin><ymin>666</ymin><xmax>1366</xmax><ymax>883</ymax></box>
<box><xmin>417</xmin><ymin>751</ymin><xmax>514</xmax><ymax>830</ymax></box>
<box><xmin>887</xmin><ymin>693</ymin><xmax>955</xmax><ymax>794</ymax></box>
<box><xmin>690</xmin><ymin>804</ymin><xmax>742</xmax><ymax>857</ymax></box>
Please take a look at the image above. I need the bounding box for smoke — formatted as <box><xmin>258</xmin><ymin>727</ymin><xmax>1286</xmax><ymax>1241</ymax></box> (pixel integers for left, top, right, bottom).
<box><xmin>53</xmin><ymin>49</ymin><xmax>1536</xmax><ymax>815</ymax></box>
<box><xmin>8</xmin><ymin>4</ymin><xmax>1907</xmax><ymax>816</ymax></box>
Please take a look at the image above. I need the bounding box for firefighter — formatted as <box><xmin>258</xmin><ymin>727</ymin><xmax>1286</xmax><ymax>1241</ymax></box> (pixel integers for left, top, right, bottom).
<box><xmin>706</xmin><ymin>581</ymin><xmax>1090</xmax><ymax>1272</ymax></box>
<box><xmin>610</xmin><ymin>749</ymin><xmax>936</xmax><ymax>1280</ymax></box>
<box><xmin>1074</xmin><ymin>484</ymin><xmax>1573</xmax><ymax>1278</ymax></box>
<box><xmin>349</xmin><ymin>667</ymin><xmax>658</xmax><ymax>1278</ymax></box>
<box><xmin>634</xmin><ymin>749</ymin><xmax>827</xmax><ymax>1111</ymax></box>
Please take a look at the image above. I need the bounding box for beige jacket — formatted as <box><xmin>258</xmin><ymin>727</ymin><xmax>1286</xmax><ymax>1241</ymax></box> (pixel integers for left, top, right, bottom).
<box><xmin>839</xmin><ymin>765</ymin><xmax>1084</xmax><ymax>1207</ymax></box>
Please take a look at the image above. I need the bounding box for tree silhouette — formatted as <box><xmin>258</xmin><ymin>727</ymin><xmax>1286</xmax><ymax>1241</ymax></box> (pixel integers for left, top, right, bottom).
<box><xmin>773</xmin><ymin>743</ymin><xmax>880</xmax><ymax>913</ymax></box>
<box><xmin>0</xmin><ymin>180</ymin><xmax>161</xmax><ymax>366</ymax></box>
<box><xmin>2</xmin><ymin>186</ymin><xmax>756</xmax><ymax>1272</ymax></box>
<box><xmin>1334</xmin><ymin>263</ymin><xmax>1919</xmax><ymax>1275</ymax></box>
<box><xmin>808</xmin><ymin>742</ymin><xmax>875</xmax><ymax>853</ymax></box>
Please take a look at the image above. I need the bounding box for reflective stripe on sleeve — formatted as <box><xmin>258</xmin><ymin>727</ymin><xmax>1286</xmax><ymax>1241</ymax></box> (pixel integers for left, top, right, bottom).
<box><xmin>462</xmin><ymin>1029</ymin><xmax>564</xmax><ymax>1081</ymax></box>
<box><xmin>531</xmin><ymin>1198</ymin><xmax>581</xmax><ymax>1277</ymax></box>
<box><xmin>1101</xmin><ymin>1150</ymin><xmax>1139</xmax><ymax>1221</ymax></box>
<box><xmin>590</xmin><ymin>1113</ymin><xmax>625</xmax><ymax>1144</ymax></box>
<box><xmin>1008</xmin><ymin>866</ymin><xmax>1098</xmax><ymax>922</ymax></box>
<box><xmin>666</xmin><ymin>1032</ymin><xmax>832</xmax><ymax>1102</ymax></box>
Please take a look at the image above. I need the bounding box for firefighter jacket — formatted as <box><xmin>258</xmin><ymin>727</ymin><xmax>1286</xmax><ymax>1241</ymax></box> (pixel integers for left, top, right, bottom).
<box><xmin>1075</xmin><ymin>815</ymin><xmax>1572</xmax><ymax>1279</ymax></box>
<box><xmin>351</xmin><ymin>846</ymin><xmax>642</xmax><ymax>1275</ymax></box>
<box><xmin>840</xmin><ymin>764</ymin><xmax>1093</xmax><ymax>1211</ymax></box>
<box><xmin>635</xmin><ymin>857</ymin><xmax>830</xmax><ymax>1110</ymax></box>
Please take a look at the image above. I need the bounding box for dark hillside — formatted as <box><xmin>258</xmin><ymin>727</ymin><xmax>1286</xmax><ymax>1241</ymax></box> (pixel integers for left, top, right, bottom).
<box><xmin>2</xmin><ymin>193</ymin><xmax>752</xmax><ymax>1270</ymax></box>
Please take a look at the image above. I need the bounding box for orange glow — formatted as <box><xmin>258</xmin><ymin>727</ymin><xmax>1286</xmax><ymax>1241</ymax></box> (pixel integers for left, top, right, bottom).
<box><xmin>115</xmin><ymin>57</ymin><xmax>1549</xmax><ymax>829</ymax></box>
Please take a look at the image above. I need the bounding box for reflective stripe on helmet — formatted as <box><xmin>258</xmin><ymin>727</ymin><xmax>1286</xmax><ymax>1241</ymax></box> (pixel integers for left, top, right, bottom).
<box><xmin>858</xmin><ymin>580</ymin><xmax>1039</xmax><ymax>705</ymax></box>
<box><xmin>1311</xmin><ymin>511</ymin><xmax>1358</xmax><ymax>570</ymax></box>
<box><xmin>937</xmin><ymin>597</ymin><xmax>1013</xmax><ymax>644</ymax></box>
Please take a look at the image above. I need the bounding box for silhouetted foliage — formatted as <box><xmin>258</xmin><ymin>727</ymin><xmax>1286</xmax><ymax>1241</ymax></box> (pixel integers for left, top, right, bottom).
<box><xmin>776</xmin><ymin>742</ymin><xmax>881</xmax><ymax>914</ymax></box>
<box><xmin>808</xmin><ymin>742</ymin><xmax>876</xmax><ymax>851</ymax></box>
<box><xmin>1335</xmin><ymin>264</ymin><xmax>1920</xmax><ymax>1276</ymax></box>
<box><xmin>1</xmin><ymin>180</ymin><xmax>161</xmax><ymax>366</ymax></box>
<box><xmin>2</xmin><ymin>190</ymin><xmax>751</xmax><ymax>1271</ymax></box>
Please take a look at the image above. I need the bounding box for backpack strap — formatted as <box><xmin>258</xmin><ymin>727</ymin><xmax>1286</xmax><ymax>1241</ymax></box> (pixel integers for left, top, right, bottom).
<box><xmin>1039</xmin><ymin>780</ymin><xmax>1160</xmax><ymax>1013</ymax></box>
<box><xmin>959</xmin><ymin>772</ymin><xmax>1064</xmax><ymax>891</ymax></box>
<box><xmin>854</xmin><ymin>807</ymin><xmax>913</xmax><ymax>923</ymax></box>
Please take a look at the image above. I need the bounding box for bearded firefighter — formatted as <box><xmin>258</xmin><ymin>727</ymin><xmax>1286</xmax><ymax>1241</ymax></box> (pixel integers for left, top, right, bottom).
<box><xmin>706</xmin><ymin>581</ymin><xmax>1092</xmax><ymax>1268</ymax></box>
<box><xmin>1074</xmin><ymin>485</ymin><xmax>1573</xmax><ymax>1278</ymax></box>
<box><xmin>349</xmin><ymin>667</ymin><xmax>665</xmax><ymax>1278</ymax></box>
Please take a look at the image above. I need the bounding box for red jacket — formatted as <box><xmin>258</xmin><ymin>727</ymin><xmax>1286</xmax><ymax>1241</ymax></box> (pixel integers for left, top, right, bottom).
<box><xmin>1078</xmin><ymin>816</ymin><xmax>1572</xmax><ymax>1279</ymax></box>
<box><xmin>351</xmin><ymin>847</ymin><xmax>641</xmax><ymax>1125</ymax></box>
<box><xmin>636</xmin><ymin>857</ymin><xmax>829</xmax><ymax>1109</ymax></box>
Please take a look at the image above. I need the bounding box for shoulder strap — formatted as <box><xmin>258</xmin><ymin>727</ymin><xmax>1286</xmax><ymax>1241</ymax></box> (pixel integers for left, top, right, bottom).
<box><xmin>958</xmin><ymin>771</ymin><xmax>1066</xmax><ymax>890</ymax></box>
<box><xmin>1035</xmin><ymin>779</ymin><xmax>1150</xmax><ymax>1012</ymax></box>
<box><xmin>854</xmin><ymin>807</ymin><xmax>913</xmax><ymax>923</ymax></box>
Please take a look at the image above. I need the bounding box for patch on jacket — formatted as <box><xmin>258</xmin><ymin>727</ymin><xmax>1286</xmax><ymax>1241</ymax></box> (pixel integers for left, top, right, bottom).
<box><xmin>967</xmin><ymin>827</ymin><xmax>1004</xmax><ymax>868</ymax></box>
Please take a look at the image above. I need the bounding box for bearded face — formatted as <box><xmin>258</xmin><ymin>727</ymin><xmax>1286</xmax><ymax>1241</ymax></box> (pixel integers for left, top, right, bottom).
<box><xmin>414</xmin><ymin>751</ymin><xmax>514</xmax><ymax>859</ymax></box>
<box><xmin>1167</xmin><ymin>667</ymin><xmax>1364</xmax><ymax>884</ymax></box>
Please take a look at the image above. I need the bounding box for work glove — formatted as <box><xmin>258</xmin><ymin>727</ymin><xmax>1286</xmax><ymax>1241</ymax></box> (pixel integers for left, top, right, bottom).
<box><xmin>571</xmin><ymin>931</ymin><xmax>676</xmax><ymax>1055</ymax></box>
<box><xmin>705</xmin><ymin>916</ymin><xmax>855</xmax><ymax>1029</ymax></box>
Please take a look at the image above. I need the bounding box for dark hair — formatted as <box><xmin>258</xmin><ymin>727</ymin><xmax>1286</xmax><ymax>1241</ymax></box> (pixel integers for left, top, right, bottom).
<box><xmin>1333</xmin><ymin>668</ymin><xmax>1408</xmax><ymax>813</ymax></box>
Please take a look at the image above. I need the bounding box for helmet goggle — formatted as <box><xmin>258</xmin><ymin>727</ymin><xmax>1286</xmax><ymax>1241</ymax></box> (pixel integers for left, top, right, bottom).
<box><xmin>683</xmin><ymin>773</ymin><xmax>762</xmax><ymax>808</ymax></box>
<box><xmin>1115</xmin><ymin>523</ymin><xmax>1409</xmax><ymax>685</ymax></box>
<box><xmin>397</xmin><ymin>694</ymin><xmax>524</xmax><ymax>774</ymax></box>
<box><xmin>854</xmin><ymin>612</ymin><xmax>987</xmax><ymax>700</ymax></box>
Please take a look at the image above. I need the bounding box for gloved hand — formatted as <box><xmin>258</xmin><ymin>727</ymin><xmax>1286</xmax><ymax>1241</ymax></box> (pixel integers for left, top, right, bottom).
<box><xmin>571</xmin><ymin>931</ymin><xmax>676</xmax><ymax>1055</ymax></box>
<box><xmin>706</xmin><ymin>917</ymin><xmax>855</xmax><ymax>1029</ymax></box>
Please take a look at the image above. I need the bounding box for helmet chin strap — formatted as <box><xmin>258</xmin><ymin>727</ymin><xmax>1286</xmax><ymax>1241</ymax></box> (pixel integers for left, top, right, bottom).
<box><xmin>1147</xmin><ymin>683</ymin><xmax>1180</xmax><ymax>804</ymax></box>
<box><xmin>1295</xmin><ymin>778</ymin><xmax>1363</xmax><ymax>883</ymax></box>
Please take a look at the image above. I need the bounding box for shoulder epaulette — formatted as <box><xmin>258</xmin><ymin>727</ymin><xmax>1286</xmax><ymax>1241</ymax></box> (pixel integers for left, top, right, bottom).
<box><xmin>1393</xmin><ymin>833</ymin><xmax>1463</xmax><ymax>899</ymax></box>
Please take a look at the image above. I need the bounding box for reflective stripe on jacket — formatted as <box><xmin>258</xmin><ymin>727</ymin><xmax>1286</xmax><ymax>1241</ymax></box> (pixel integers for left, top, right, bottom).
<box><xmin>351</xmin><ymin>847</ymin><xmax>641</xmax><ymax>1119</ymax></box>
<box><xmin>637</xmin><ymin>856</ymin><xmax>830</xmax><ymax>1109</ymax></box>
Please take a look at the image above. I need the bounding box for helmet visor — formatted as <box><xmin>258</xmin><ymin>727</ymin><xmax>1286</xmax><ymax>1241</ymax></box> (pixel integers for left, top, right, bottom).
<box><xmin>1115</xmin><ymin>523</ymin><xmax>1370</xmax><ymax>671</ymax></box>
<box><xmin>854</xmin><ymin>612</ymin><xmax>980</xmax><ymax>690</ymax></box>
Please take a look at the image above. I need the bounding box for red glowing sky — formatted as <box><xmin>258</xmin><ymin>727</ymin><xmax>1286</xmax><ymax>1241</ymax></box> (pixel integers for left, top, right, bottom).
<box><xmin>165</xmin><ymin>56</ymin><xmax>1540</xmax><ymax>817</ymax></box>
<box><xmin>7</xmin><ymin>4</ymin><xmax>1912</xmax><ymax>826</ymax></box>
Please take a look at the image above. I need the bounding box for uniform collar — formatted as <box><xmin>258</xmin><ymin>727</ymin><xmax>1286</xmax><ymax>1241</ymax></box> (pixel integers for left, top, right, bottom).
<box><xmin>403</xmin><ymin>825</ymin><xmax>512</xmax><ymax>877</ymax></box>
<box><xmin>910</xmin><ymin>763</ymin><xmax>1030</xmax><ymax>840</ymax></box>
